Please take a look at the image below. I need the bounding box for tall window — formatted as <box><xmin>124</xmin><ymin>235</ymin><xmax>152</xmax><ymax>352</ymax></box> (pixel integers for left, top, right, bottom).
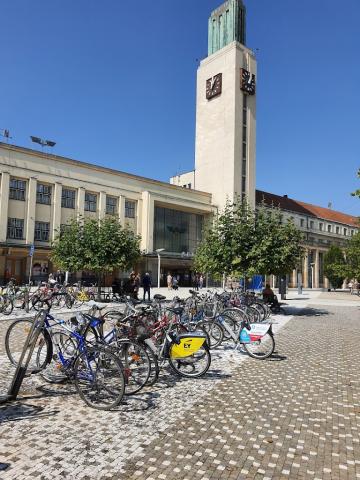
<box><xmin>319</xmin><ymin>223</ymin><xmax>323</xmax><ymax>231</ymax></box>
<box><xmin>310</xmin><ymin>221</ymin><xmax>314</xmax><ymax>229</ymax></box>
<box><xmin>336</xmin><ymin>226</ymin><xmax>340</xmax><ymax>234</ymax></box>
<box><xmin>61</xmin><ymin>188</ymin><xmax>75</xmax><ymax>209</ymax></box>
<box><xmin>343</xmin><ymin>228</ymin><xmax>347</xmax><ymax>236</ymax></box>
<box><xmin>9</xmin><ymin>179</ymin><xmax>26</xmax><ymax>201</ymax></box>
<box><xmin>7</xmin><ymin>218</ymin><xmax>24</xmax><ymax>239</ymax></box>
<box><xmin>125</xmin><ymin>200</ymin><xmax>136</xmax><ymax>218</ymax></box>
<box><xmin>241</xmin><ymin>94</ymin><xmax>247</xmax><ymax>199</ymax></box>
<box><xmin>106</xmin><ymin>196</ymin><xmax>117</xmax><ymax>215</ymax></box>
<box><xmin>327</xmin><ymin>224</ymin><xmax>332</xmax><ymax>233</ymax></box>
<box><xmin>85</xmin><ymin>192</ymin><xmax>97</xmax><ymax>212</ymax></box>
<box><xmin>35</xmin><ymin>222</ymin><xmax>50</xmax><ymax>241</ymax></box>
<box><xmin>300</xmin><ymin>219</ymin><xmax>304</xmax><ymax>227</ymax></box>
<box><xmin>154</xmin><ymin>206</ymin><xmax>203</xmax><ymax>254</ymax></box>
<box><xmin>37</xmin><ymin>183</ymin><xmax>52</xmax><ymax>205</ymax></box>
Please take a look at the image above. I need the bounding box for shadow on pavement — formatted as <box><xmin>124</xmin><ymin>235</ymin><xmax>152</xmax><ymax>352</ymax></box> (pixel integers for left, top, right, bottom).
<box><xmin>290</xmin><ymin>307</ymin><xmax>330</xmax><ymax>317</ymax></box>
<box><xmin>0</xmin><ymin>402</ymin><xmax>60</xmax><ymax>423</ymax></box>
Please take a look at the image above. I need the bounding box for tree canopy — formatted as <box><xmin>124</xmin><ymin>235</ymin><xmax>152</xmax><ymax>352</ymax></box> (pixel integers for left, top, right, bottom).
<box><xmin>345</xmin><ymin>231</ymin><xmax>360</xmax><ymax>280</ymax></box>
<box><xmin>51</xmin><ymin>216</ymin><xmax>141</xmax><ymax>285</ymax></box>
<box><xmin>351</xmin><ymin>169</ymin><xmax>360</xmax><ymax>198</ymax></box>
<box><xmin>323</xmin><ymin>245</ymin><xmax>346</xmax><ymax>289</ymax></box>
<box><xmin>194</xmin><ymin>199</ymin><xmax>304</xmax><ymax>280</ymax></box>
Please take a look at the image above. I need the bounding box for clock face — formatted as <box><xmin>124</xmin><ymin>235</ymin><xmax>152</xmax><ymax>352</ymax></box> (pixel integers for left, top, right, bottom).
<box><xmin>206</xmin><ymin>73</ymin><xmax>222</xmax><ymax>100</ymax></box>
<box><xmin>240</xmin><ymin>68</ymin><xmax>256</xmax><ymax>95</ymax></box>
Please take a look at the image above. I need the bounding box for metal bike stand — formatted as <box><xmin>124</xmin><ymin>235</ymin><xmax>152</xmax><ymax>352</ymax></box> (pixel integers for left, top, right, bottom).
<box><xmin>0</xmin><ymin>310</ymin><xmax>47</xmax><ymax>405</ymax></box>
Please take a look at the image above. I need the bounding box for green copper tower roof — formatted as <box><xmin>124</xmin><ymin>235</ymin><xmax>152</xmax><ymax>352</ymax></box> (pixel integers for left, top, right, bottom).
<box><xmin>208</xmin><ymin>0</ymin><xmax>246</xmax><ymax>56</ymax></box>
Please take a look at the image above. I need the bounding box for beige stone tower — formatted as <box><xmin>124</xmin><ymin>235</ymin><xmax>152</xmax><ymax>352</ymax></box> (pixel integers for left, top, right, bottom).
<box><xmin>195</xmin><ymin>0</ymin><xmax>256</xmax><ymax>209</ymax></box>
<box><xmin>171</xmin><ymin>0</ymin><xmax>257</xmax><ymax>210</ymax></box>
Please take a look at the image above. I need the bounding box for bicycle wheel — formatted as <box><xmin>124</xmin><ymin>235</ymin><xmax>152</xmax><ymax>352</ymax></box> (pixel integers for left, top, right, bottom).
<box><xmin>143</xmin><ymin>344</ymin><xmax>160</xmax><ymax>386</ymax></box>
<box><xmin>5</xmin><ymin>318</ymin><xmax>52</xmax><ymax>370</ymax></box>
<box><xmin>115</xmin><ymin>340</ymin><xmax>151</xmax><ymax>395</ymax></box>
<box><xmin>252</xmin><ymin>302</ymin><xmax>267</xmax><ymax>322</ymax></box>
<box><xmin>74</xmin><ymin>347</ymin><xmax>125</xmax><ymax>410</ymax></box>
<box><xmin>243</xmin><ymin>332</ymin><xmax>275</xmax><ymax>359</ymax></box>
<box><xmin>168</xmin><ymin>343</ymin><xmax>211</xmax><ymax>378</ymax></box>
<box><xmin>198</xmin><ymin>320</ymin><xmax>223</xmax><ymax>348</ymax></box>
<box><xmin>37</xmin><ymin>330</ymin><xmax>77</xmax><ymax>383</ymax></box>
<box><xmin>1</xmin><ymin>296</ymin><xmax>13</xmax><ymax>315</ymax></box>
<box><xmin>219</xmin><ymin>315</ymin><xmax>237</xmax><ymax>340</ymax></box>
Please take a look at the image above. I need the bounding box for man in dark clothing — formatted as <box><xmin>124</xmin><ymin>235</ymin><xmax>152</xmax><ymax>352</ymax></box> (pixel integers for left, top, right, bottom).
<box><xmin>142</xmin><ymin>272</ymin><xmax>152</xmax><ymax>301</ymax></box>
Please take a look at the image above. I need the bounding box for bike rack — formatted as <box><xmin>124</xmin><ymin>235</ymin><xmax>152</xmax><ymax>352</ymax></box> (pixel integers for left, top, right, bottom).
<box><xmin>0</xmin><ymin>310</ymin><xmax>47</xmax><ymax>405</ymax></box>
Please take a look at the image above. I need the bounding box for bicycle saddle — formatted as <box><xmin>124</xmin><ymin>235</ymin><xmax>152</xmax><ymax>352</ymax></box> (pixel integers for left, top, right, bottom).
<box><xmin>166</xmin><ymin>307</ymin><xmax>184</xmax><ymax>315</ymax></box>
<box><xmin>153</xmin><ymin>294</ymin><xmax>166</xmax><ymax>301</ymax></box>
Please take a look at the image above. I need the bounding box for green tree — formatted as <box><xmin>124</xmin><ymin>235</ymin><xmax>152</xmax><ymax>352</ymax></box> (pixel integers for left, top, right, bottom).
<box><xmin>51</xmin><ymin>216</ymin><xmax>141</xmax><ymax>298</ymax></box>
<box><xmin>323</xmin><ymin>245</ymin><xmax>346</xmax><ymax>290</ymax></box>
<box><xmin>194</xmin><ymin>199</ymin><xmax>304</xmax><ymax>282</ymax></box>
<box><xmin>251</xmin><ymin>204</ymin><xmax>304</xmax><ymax>277</ymax></box>
<box><xmin>351</xmin><ymin>168</ymin><xmax>360</xmax><ymax>198</ymax></box>
<box><xmin>345</xmin><ymin>231</ymin><xmax>360</xmax><ymax>280</ymax></box>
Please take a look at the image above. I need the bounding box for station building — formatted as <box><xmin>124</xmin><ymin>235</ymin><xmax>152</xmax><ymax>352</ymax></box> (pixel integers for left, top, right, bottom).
<box><xmin>0</xmin><ymin>0</ymin><xmax>358</xmax><ymax>287</ymax></box>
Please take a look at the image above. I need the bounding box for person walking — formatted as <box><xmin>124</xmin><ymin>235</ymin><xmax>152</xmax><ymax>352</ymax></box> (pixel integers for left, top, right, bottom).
<box><xmin>199</xmin><ymin>274</ymin><xmax>204</xmax><ymax>289</ymax></box>
<box><xmin>167</xmin><ymin>273</ymin><xmax>173</xmax><ymax>290</ymax></box>
<box><xmin>142</xmin><ymin>272</ymin><xmax>152</xmax><ymax>301</ymax></box>
<box><xmin>133</xmin><ymin>273</ymin><xmax>141</xmax><ymax>300</ymax></box>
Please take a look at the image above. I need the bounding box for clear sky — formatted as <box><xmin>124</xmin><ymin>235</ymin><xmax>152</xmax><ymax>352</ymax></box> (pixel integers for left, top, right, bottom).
<box><xmin>1</xmin><ymin>0</ymin><xmax>359</xmax><ymax>215</ymax></box>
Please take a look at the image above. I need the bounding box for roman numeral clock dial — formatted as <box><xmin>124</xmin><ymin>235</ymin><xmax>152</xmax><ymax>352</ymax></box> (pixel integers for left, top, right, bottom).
<box><xmin>206</xmin><ymin>73</ymin><xmax>222</xmax><ymax>100</ymax></box>
<box><xmin>240</xmin><ymin>68</ymin><xmax>256</xmax><ymax>95</ymax></box>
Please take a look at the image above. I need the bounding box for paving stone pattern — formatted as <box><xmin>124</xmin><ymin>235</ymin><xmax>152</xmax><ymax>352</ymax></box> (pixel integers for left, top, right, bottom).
<box><xmin>0</xmin><ymin>306</ymin><xmax>359</xmax><ymax>479</ymax></box>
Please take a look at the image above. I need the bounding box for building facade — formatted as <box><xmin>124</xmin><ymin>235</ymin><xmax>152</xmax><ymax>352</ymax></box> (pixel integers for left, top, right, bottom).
<box><xmin>257</xmin><ymin>191</ymin><xmax>359</xmax><ymax>289</ymax></box>
<box><xmin>0</xmin><ymin>143</ymin><xmax>213</xmax><ymax>285</ymax></box>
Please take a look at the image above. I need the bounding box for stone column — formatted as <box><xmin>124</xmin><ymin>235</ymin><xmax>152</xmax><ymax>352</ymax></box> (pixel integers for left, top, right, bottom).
<box><xmin>52</xmin><ymin>182</ymin><xmax>62</xmax><ymax>240</ymax></box>
<box><xmin>314</xmin><ymin>249</ymin><xmax>320</xmax><ymax>288</ymax></box>
<box><xmin>77</xmin><ymin>187</ymin><xmax>85</xmax><ymax>219</ymax></box>
<box><xmin>25</xmin><ymin>177</ymin><xmax>37</xmax><ymax>244</ymax></box>
<box><xmin>0</xmin><ymin>172</ymin><xmax>10</xmax><ymax>242</ymax></box>
<box><xmin>99</xmin><ymin>191</ymin><xmax>106</xmax><ymax>220</ymax></box>
<box><xmin>118</xmin><ymin>196</ymin><xmax>125</xmax><ymax>225</ymax></box>
<box><xmin>324</xmin><ymin>276</ymin><xmax>330</xmax><ymax>289</ymax></box>
<box><xmin>140</xmin><ymin>191</ymin><xmax>154</xmax><ymax>253</ymax></box>
<box><xmin>291</xmin><ymin>269</ymin><xmax>297</xmax><ymax>288</ymax></box>
<box><xmin>303</xmin><ymin>250</ymin><xmax>309</xmax><ymax>288</ymax></box>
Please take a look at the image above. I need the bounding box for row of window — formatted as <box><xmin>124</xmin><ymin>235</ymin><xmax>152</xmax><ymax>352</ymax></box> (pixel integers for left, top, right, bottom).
<box><xmin>9</xmin><ymin>179</ymin><xmax>52</xmax><ymax>204</ymax></box>
<box><xmin>7</xmin><ymin>219</ymin><xmax>50</xmax><ymax>241</ymax></box>
<box><xmin>298</xmin><ymin>218</ymin><xmax>354</xmax><ymax>236</ymax></box>
<box><xmin>8</xmin><ymin>179</ymin><xmax>136</xmax><ymax>217</ymax></box>
<box><xmin>7</xmin><ymin>204</ymin><xmax>136</xmax><ymax>241</ymax></box>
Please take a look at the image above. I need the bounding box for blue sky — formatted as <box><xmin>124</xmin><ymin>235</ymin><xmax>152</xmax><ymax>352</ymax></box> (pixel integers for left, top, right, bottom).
<box><xmin>1</xmin><ymin>0</ymin><xmax>359</xmax><ymax>215</ymax></box>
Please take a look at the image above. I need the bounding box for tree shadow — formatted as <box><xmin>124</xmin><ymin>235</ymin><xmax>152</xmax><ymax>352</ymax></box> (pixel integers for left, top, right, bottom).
<box><xmin>289</xmin><ymin>307</ymin><xmax>331</xmax><ymax>317</ymax></box>
<box><xmin>0</xmin><ymin>402</ymin><xmax>60</xmax><ymax>423</ymax></box>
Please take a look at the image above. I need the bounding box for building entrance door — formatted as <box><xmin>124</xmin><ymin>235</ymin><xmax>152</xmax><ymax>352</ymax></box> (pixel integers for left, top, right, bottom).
<box><xmin>5</xmin><ymin>258</ymin><xmax>26</xmax><ymax>284</ymax></box>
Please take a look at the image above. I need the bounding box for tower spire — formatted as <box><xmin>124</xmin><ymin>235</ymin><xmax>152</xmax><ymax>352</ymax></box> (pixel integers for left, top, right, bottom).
<box><xmin>208</xmin><ymin>0</ymin><xmax>246</xmax><ymax>56</ymax></box>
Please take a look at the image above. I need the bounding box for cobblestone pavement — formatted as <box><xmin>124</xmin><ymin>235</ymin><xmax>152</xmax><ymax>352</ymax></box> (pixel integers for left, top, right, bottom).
<box><xmin>0</xmin><ymin>305</ymin><xmax>359</xmax><ymax>479</ymax></box>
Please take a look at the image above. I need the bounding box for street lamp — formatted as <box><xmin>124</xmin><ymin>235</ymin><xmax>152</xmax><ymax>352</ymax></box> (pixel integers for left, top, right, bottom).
<box><xmin>156</xmin><ymin>248</ymin><xmax>165</xmax><ymax>289</ymax></box>
<box><xmin>30</xmin><ymin>136</ymin><xmax>56</xmax><ymax>150</ymax></box>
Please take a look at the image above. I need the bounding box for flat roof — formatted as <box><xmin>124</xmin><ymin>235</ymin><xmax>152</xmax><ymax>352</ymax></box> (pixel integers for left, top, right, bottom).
<box><xmin>0</xmin><ymin>142</ymin><xmax>211</xmax><ymax>198</ymax></box>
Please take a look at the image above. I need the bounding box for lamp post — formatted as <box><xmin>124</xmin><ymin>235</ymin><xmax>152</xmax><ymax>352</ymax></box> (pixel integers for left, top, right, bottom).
<box><xmin>156</xmin><ymin>248</ymin><xmax>165</xmax><ymax>289</ymax></box>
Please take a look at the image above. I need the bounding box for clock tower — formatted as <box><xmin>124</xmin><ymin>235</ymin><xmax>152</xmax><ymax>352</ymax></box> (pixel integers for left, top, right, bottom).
<box><xmin>194</xmin><ymin>0</ymin><xmax>256</xmax><ymax>209</ymax></box>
